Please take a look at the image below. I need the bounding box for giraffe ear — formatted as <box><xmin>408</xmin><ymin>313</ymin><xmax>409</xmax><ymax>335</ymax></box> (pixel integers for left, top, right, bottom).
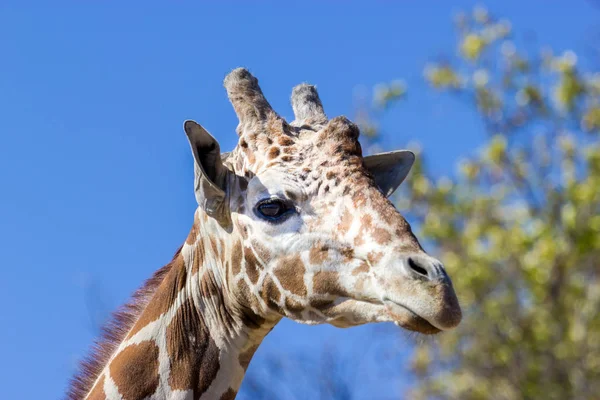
<box><xmin>364</xmin><ymin>150</ymin><xmax>415</xmax><ymax>197</ymax></box>
<box><xmin>184</xmin><ymin>120</ymin><xmax>231</xmax><ymax>224</ymax></box>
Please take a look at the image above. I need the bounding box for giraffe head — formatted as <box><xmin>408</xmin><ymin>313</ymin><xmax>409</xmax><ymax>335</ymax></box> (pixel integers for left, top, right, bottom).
<box><xmin>185</xmin><ymin>68</ymin><xmax>461</xmax><ymax>334</ymax></box>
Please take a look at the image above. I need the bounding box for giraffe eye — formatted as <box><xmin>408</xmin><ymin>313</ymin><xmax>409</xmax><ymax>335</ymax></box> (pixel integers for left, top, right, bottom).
<box><xmin>255</xmin><ymin>198</ymin><xmax>295</xmax><ymax>222</ymax></box>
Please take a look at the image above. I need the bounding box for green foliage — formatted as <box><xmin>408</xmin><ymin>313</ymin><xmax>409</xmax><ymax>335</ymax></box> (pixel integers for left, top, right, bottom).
<box><xmin>373</xmin><ymin>80</ymin><xmax>407</xmax><ymax>109</ymax></box>
<box><xmin>374</xmin><ymin>6</ymin><xmax>600</xmax><ymax>399</ymax></box>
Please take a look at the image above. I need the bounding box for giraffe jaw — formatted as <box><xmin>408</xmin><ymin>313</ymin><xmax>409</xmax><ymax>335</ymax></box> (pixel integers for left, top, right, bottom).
<box><xmin>313</xmin><ymin>298</ymin><xmax>443</xmax><ymax>333</ymax></box>
<box><xmin>384</xmin><ymin>301</ymin><xmax>443</xmax><ymax>335</ymax></box>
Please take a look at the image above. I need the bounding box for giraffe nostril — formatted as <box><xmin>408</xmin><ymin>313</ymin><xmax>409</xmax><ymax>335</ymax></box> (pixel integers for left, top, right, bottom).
<box><xmin>407</xmin><ymin>257</ymin><xmax>429</xmax><ymax>278</ymax></box>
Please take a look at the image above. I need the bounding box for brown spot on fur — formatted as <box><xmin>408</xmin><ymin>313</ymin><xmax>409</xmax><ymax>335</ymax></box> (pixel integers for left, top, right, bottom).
<box><xmin>263</xmin><ymin>294</ymin><xmax>283</xmax><ymax>314</ymax></box>
<box><xmin>285</xmin><ymin>296</ymin><xmax>305</xmax><ymax>313</ymax></box>
<box><xmin>261</xmin><ymin>275</ymin><xmax>281</xmax><ymax>305</ymax></box>
<box><xmin>231</xmin><ymin>241</ymin><xmax>243</xmax><ymax>276</ymax></box>
<box><xmin>191</xmin><ymin>244</ymin><xmax>205</xmax><ymax>275</ymax></box>
<box><xmin>209</xmin><ymin>237</ymin><xmax>220</xmax><ymax>257</ymax></box>
<box><xmin>339</xmin><ymin>246</ymin><xmax>354</xmax><ymax>261</ymax></box>
<box><xmin>250</xmin><ymin>240</ymin><xmax>272</xmax><ymax>263</ymax></box>
<box><xmin>274</xmin><ymin>255</ymin><xmax>307</xmax><ymax>296</ymax></box>
<box><xmin>352</xmin><ymin>262</ymin><xmax>370</xmax><ymax>276</ymax></box>
<box><xmin>246</xmin><ymin>150</ymin><xmax>256</xmax><ymax>165</ymax></box>
<box><xmin>361</xmin><ymin>214</ymin><xmax>373</xmax><ymax>230</ymax></box>
<box><xmin>313</xmin><ymin>271</ymin><xmax>347</xmax><ymax>296</ymax></box>
<box><xmin>266</xmin><ymin>114</ymin><xmax>288</xmax><ymax>136</ymax></box>
<box><xmin>354</xmin><ymin>214</ymin><xmax>374</xmax><ymax>246</ymax></box>
<box><xmin>372</xmin><ymin>227</ymin><xmax>392</xmax><ymax>244</ymax></box>
<box><xmin>200</xmin><ymin>269</ymin><xmax>220</xmax><ymax>298</ymax></box>
<box><xmin>339</xmin><ymin>208</ymin><xmax>354</xmax><ymax>234</ymax></box>
<box><xmin>368</xmin><ymin>251</ymin><xmax>384</xmax><ymax>264</ymax></box>
<box><xmin>393</xmin><ymin>227</ymin><xmax>422</xmax><ymax>252</ymax></box>
<box><xmin>86</xmin><ymin>374</ymin><xmax>105</xmax><ymax>400</ymax></box>
<box><xmin>167</xmin><ymin>299</ymin><xmax>200</xmax><ymax>391</ymax></box>
<box><xmin>280</xmin><ymin>155</ymin><xmax>294</xmax><ymax>162</ymax></box>
<box><xmin>318</xmin><ymin>117</ymin><xmax>362</xmax><ymax>156</ymax></box>
<box><xmin>186</xmin><ymin>213</ymin><xmax>200</xmax><ymax>245</ymax></box>
<box><xmin>239</xmin><ymin>344</ymin><xmax>260</xmax><ymax>371</ymax></box>
<box><xmin>244</xmin><ymin>246</ymin><xmax>261</xmax><ymax>284</ymax></box>
<box><xmin>309</xmin><ymin>244</ymin><xmax>329</xmax><ymax>264</ymax></box>
<box><xmin>239</xmin><ymin>224</ymin><xmax>249</xmax><ymax>240</ymax></box>
<box><xmin>110</xmin><ymin>341</ymin><xmax>160</xmax><ymax>400</ymax></box>
<box><xmin>354</xmin><ymin>234</ymin><xmax>365</xmax><ymax>246</ymax></box>
<box><xmin>353</xmin><ymin>190</ymin><xmax>368</xmax><ymax>207</ymax></box>
<box><xmin>268</xmin><ymin>146</ymin><xmax>280</xmax><ymax>159</ymax></box>
<box><xmin>194</xmin><ymin>333</ymin><xmax>221</xmax><ymax>398</ymax></box>
<box><xmin>166</xmin><ymin>299</ymin><xmax>221</xmax><ymax>397</ymax></box>
<box><xmin>127</xmin><ymin>255</ymin><xmax>187</xmax><ymax>338</ymax></box>
<box><xmin>278</xmin><ymin>135</ymin><xmax>294</xmax><ymax>146</ymax></box>
<box><xmin>310</xmin><ymin>298</ymin><xmax>334</xmax><ymax>309</ymax></box>
<box><xmin>220</xmin><ymin>388</ymin><xmax>237</xmax><ymax>400</ymax></box>
<box><xmin>235</xmin><ymin>279</ymin><xmax>254</xmax><ymax>312</ymax></box>
<box><xmin>354</xmin><ymin>276</ymin><xmax>366</xmax><ymax>292</ymax></box>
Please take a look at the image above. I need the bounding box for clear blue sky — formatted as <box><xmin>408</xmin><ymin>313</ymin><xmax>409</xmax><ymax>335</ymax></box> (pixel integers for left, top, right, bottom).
<box><xmin>0</xmin><ymin>1</ymin><xmax>596</xmax><ymax>399</ymax></box>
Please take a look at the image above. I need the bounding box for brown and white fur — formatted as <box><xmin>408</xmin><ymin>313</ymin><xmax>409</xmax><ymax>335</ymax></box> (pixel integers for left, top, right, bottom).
<box><xmin>67</xmin><ymin>68</ymin><xmax>461</xmax><ymax>400</ymax></box>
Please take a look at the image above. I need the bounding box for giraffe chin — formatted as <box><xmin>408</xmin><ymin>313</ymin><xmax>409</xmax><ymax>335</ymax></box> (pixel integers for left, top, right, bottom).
<box><xmin>384</xmin><ymin>301</ymin><xmax>442</xmax><ymax>335</ymax></box>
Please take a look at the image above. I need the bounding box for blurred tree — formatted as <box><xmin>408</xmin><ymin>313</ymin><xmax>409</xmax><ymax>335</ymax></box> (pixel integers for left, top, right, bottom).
<box><xmin>374</xmin><ymin>6</ymin><xmax>600</xmax><ymax>399</ymax></box>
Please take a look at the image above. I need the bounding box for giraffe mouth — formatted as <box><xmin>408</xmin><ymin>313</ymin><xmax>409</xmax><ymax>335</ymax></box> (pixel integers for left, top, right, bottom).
<box><xmin>384</xmin><ymin>301</ymin><xmax>442</xmax><ymax>335</ymax></box>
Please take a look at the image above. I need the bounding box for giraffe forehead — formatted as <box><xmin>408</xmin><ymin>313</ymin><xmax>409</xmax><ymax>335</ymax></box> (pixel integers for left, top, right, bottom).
<box><xmin>285</xmin><ymin>131</ymin><xmax>363</xmax><ymax>161</ymax></box>
<box><xmin>236</xmin><ymin>116</ymin><xmax>363</xmax><ymax>167</ymax></box>
<box><xmin>254</xmin><ymin>141</ymin><xmax>365</xmax><ymax>185</ymax></box>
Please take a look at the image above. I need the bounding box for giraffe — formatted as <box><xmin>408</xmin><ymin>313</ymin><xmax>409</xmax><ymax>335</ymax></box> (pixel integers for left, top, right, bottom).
<box><xmin>67</xmin><ymin>68</ymin><xmax>462</xmax><ymax>400</ymax></box>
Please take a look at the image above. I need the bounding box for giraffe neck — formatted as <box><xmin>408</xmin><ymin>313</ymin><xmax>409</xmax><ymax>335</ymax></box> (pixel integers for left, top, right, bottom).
<box><xmin>82</xmin><ymin>211</ymin><xmax>279</xmax><ymax>400</ymax></box>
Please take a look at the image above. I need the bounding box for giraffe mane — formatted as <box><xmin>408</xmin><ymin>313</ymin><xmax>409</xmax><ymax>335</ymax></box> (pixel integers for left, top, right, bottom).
<box><xmin>65</xmin><ymin>246</ymin><xmax>183</xmax><ymax>400</ymax></box>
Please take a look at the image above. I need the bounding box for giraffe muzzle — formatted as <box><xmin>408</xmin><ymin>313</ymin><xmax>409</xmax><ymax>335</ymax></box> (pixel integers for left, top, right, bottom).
<box><xmin>379</xmin><ymin>253</ymin><xmax>462</xmax><ymax>333</ymax></box>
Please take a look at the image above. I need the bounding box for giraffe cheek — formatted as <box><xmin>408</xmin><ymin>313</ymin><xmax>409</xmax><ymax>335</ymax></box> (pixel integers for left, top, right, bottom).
<box><xmin>274</xmin><ymin>254</ymin><xmax>307</xmax><ymax>297</ymax></box>
<box><xmin>312</xmin><ymin>271</ymin><xmax>349</xmax><ymax>297</ymax></box>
